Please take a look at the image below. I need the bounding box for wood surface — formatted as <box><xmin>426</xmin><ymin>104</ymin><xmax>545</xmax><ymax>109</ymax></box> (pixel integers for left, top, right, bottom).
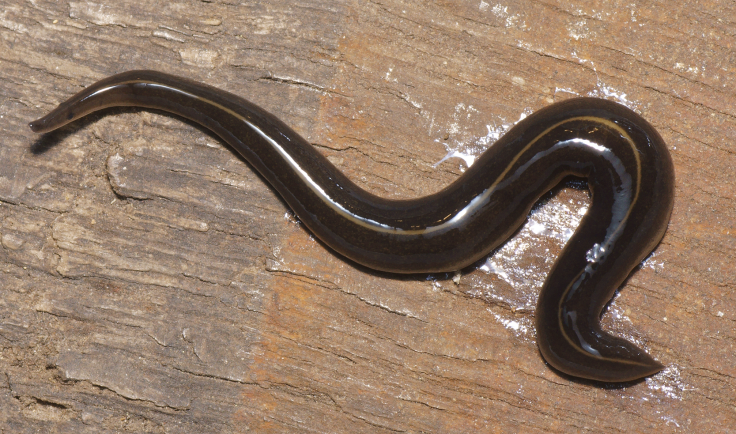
<box><xmin>1</xmin><ymin>0</ymin><xmax>735</xmax><ymax>432</ymax></box>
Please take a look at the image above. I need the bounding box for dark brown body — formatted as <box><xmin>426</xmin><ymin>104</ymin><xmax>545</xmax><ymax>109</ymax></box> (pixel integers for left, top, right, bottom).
<box><xmin>30</xmin><ymin>71</ymin><xmax>675</xmax><ymax>382</ymax></box>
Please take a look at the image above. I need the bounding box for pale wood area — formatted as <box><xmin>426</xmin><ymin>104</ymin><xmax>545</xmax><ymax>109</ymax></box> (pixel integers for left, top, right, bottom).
<box><xmin>1</xmin><ymin>1</ymin><xmax>735</xmax><ymax>432</ymax></box>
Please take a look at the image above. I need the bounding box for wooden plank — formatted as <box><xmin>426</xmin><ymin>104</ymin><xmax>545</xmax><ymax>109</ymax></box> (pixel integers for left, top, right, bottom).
<box><xmin>1</xmin><ymin>0</ymin><xmax>735</xmax><ymax>432</ymax></box>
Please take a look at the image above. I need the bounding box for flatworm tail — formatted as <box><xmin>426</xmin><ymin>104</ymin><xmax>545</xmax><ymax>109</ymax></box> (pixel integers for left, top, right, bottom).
<box><xmin>30</xmin><ymin>70</ymin><xmax>675</xmax><ymax>382</ymax></box>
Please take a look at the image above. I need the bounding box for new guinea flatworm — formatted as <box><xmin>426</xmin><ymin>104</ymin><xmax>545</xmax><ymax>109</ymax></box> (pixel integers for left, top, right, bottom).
<box><xmin>29</xmin><ymin>70</ymin><xmax>674</xmax><ymax>382</ymax></box>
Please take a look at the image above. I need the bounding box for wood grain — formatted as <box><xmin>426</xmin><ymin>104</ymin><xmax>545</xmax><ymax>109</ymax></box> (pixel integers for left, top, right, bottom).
<box><xmin>1</xmin><ymin>0</ymin><xmax>735</xmax><ymax>432</ymax></box>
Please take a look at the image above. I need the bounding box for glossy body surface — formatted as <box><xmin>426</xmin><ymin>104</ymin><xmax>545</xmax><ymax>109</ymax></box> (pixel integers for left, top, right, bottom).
<box><xmin>30</xmin><ymin>71</ymin><xmax>675</xmax><ymax>382</ymax></box>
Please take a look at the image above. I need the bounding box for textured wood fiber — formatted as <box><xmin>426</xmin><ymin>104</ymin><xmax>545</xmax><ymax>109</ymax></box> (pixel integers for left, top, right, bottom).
<box><xmin>1</xmin><ymin>0</ymin><xmax>735</xmax><ymax>432</ymax></box>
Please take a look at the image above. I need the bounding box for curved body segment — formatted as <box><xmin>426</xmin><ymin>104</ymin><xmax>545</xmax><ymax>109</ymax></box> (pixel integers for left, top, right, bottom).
<box><xmin>30</xmin><ymin>70</ymin><xmax>675</xmax><ymax>382</ymax></box>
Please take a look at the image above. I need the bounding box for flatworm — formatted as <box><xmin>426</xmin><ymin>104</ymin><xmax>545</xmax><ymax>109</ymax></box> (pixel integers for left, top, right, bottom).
<box><xmin>30</xmin><ymin>70</ymin><xmax>675</xmax><ymax>382</ymax></box>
